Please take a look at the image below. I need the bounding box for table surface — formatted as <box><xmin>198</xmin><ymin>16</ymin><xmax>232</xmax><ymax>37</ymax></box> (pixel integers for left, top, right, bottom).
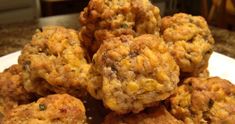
<box><xmin>0</xmin><ymin>13</ymin><xmax>235</xmax><ymax>58</ymax></box>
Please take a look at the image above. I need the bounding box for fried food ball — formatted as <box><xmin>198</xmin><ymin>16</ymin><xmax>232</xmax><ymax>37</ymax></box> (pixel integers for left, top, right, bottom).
<box><xmin>79</xmin><ymin>0</ymin><xmax>161</xmax><ymax>54</ymax></box>
<box><xmin>160</xmin><ymin>13</ymin><xmax>214</xmax><ymax>76</ymax></box>
<box><xmin>168</xmin><ymin>77</ymin><xmax>235</xmax><ymax>123</ymax></box>
<box><xmin>2</xmin><ymin>94</ymin><xmax>86</xmax><ymax>124</ymax></box>
<box><xmin>0</xmin><ymin>64</ymin><xmax>34</xmax><ymax>103</ymax></box>
<box><xmin>0</xmin><ymin>65</ymin><xmax>36</xmax><ymax>118</ymax></box>
<box><xmin>18</xmin><ymin>26</ymin><xmax>90</xmax><ymax>97</ymax></box>
<box><xmin>103</xmin><ymin>105</ymin><xmax>183</xmax><ymax>124</ymax></box>
<box><xmin>88</xmin><ymin>34</ymin><xmax>180</xmax><ymax>114</ymax></box>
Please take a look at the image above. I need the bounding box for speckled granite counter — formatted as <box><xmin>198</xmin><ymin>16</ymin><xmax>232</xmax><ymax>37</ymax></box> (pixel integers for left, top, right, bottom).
<box><xmin>0</xmin><ymin>13</ymin><xmax>80</xmax><ymax>57</ymax></box>
<box><xmin>0</xmin><ymin>13</ymin><xmax>235</xmax><ymax>59</ymax></box>
<box><xmin>210</xmin><ymin>27</ymin><xmax>235</xmax><ymax>59</ymax></box>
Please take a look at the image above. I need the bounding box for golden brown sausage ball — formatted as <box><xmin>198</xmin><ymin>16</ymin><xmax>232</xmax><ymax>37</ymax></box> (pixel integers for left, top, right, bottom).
<box><xmin>88</xmin><ymin>34</ymin><xmax>179</xmax><ymax>114</ymax></box>
<box><xmin>161</xmin><ymin>13</ymin><xmax>214</xmax><ymax>76</ymax></box>
<box><xmin>79</xmin><ymin>0</ymin><xmax>161</xmax><ymax>54</ymax></box>
<box><xmin>168</xmin><ymin>77</ymin><xmax>235</xmax><ymax>123</ymax></box>
<box><xmin>2</xmin><ymin>94</ymin><xmax>86</xmax><ymax>124</ymax></box>
<box><xmin>18</xmin><ymin>26</ymin><xmax>90</xmax><ymax>97</ymax></box>
<box><xmin>0</xmin><ymin>64</ymin><xmax>34</xmax><ymax>103</ymax></box>
<box><xmin>103</xmin><ymin>105</ymin><xmax>183</xmax><ymax>124</ymax></box>
<box><xmin>0</xmin><ymin>65</ymin><xmax>35</xmax><ymax>118</ymax></box>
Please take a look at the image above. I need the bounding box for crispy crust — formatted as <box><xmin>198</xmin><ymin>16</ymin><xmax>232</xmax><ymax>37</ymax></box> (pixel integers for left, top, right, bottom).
<box><xmin>2</xmin><ymin>94</ymin><xmax>86</xmax><ymax>124</ymax></box>
<box><xmin>0</xmin><ymin>65</ymin><xmax>35</xmax><ymax>118</ymax></box>
<box><xmin>18</xmin><ymin>26</ymin><xmax>90</xmax><ymax>97</ymax></box>
<box><xmin>79</xmin><ymin>0</ymin><xmax>161</xmax><ymax>54</ymax></box>
<box><xmin>168</xmin><ymin>77</ymin><xmax>235</xmax><ymax>123</ymax></box>
<box><xmin>88</xmin><ymin>34</ymin><xmax>179</xmax><ymax>114</ymax></box>
<box><xmin>161</xmin><ymin>13</ymin><xmax>214</xmax><ymax>76</ymax></box>
<box><xmin>0</xmin><ymin>98</ymin><xmax>18</xmax><ymax>122</ymax></box>
<box><xmin>103</xmin><ymin>105</ymin><xmax>183</xmax><ymax>124</ymax></box>
<box><xmin>0</xmin><ymin>64</ymin><xmax>33</xmax><ymax>103</ymax></box>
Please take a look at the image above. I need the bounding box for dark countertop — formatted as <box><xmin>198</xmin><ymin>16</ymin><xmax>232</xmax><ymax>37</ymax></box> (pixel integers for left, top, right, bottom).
<box><xmin>0</xmin><ymin>13</ymin><xmax>80</xmax><ymax>57</ymax></box>
<box><xmin>210</xmin><ymin>26</ymin><xmax>235</xmax><ymax>58</ymax></box>
<box><xmin>0</xmin><ymin>13</ymin><xmax>235</xmax><ymax>59</ymax></box>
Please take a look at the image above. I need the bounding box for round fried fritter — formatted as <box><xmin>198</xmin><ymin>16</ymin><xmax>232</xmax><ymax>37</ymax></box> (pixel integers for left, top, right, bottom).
<box><xmin>160</xmin><ymin>13</ymin><xmax>214</xmax><ymax>76</ymax></box>
<box><xmin>2</xmin><ymin>94</ymin><xmax>86</xmax><ymax>124</ymax></box>
<box><xmin>168</xmin><ymin>77</ymin><xmax>235</xmax><ymax>123</ymax></box>
<box><xmin>0</xmin><ymin>64</ymin><xmax>33</xmax><ymax>103</ymax></box>
<box><xmin>79</xmin><ymin>0</ymin><xmax>161</xmax><ymax>54</ymax></box>
<box><xmin>0</xmin><ymin>65</ymin><xmax>36</xmax><ymax>118</ymax></box>
<box><xmin>18</xmin><ymin>26</ymin><xmax>90</xmax><ymax>97</ymax></box>
<box><xmin>88</xmin><ymin>34</ymin><xmax>180</xmax><ymax>114</ymax></box>
<box><xmin>103</xmin><ymin>105</ymin><xmax>183</xmax><ymax>124</ymax></box>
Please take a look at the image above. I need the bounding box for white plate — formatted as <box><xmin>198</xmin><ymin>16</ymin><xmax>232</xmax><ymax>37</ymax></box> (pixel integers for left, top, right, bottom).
<box><xmin>0</xmin><ymin>51</ymin><xmax>235</xmax><ymax>83</ymax></box>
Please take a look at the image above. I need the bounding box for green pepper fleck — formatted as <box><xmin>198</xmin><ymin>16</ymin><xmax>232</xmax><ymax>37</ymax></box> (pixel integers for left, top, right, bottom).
<box><xmin>23</xmin><ymin>61</ymin><xmax>31</xmax><ymax>72</ymax></box>
<box><xmin>39</xmin><ymin>103</ymin><xmax>47</xmax><ymax>111</ymax></box>
<box><xmin>121</xmin><ymin>23</ymin><xmax>128</xmax><ymax>28</ymax></box>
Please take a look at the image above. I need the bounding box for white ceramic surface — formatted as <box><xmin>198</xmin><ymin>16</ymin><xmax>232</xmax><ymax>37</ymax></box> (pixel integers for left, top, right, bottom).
<box><xmin>0</xmin><ymin>51</ymin><xmax>235</xmax><ymax>83</ymax></box>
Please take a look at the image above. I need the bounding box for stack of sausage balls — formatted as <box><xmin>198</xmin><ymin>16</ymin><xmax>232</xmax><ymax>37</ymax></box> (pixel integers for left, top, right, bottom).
<box><xmin>0</xmin><ymin>0</ymin><xmax>234</xmax><ymax>123</ymax></box>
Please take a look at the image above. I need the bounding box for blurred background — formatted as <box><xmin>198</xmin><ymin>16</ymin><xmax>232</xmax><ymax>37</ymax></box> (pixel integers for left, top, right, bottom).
<box><xmin>0</xmin><ymin>0</ymin><xmax>235</xmax><ymax>58</ymax></box>
<box><xmin>1</xmin><ymin>0</ymin><xmax>234</xmax><ymax>29</ymax></box>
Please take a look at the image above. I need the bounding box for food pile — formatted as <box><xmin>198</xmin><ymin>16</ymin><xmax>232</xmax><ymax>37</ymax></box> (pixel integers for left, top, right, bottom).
<box><xmin>0</xmin><ymin>0</ymin><xmax>234</xmax><ymax>123</ymax></box>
